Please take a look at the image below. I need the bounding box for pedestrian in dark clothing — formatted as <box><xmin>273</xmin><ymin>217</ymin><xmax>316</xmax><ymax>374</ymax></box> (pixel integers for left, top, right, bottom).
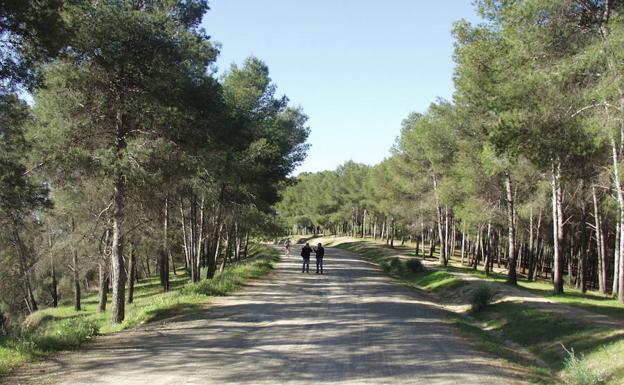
<box><xmin>301</xmin><ymin>243</ymin><xmax>312</xmax><ymax>273</ymax></box>
<box><xmin>313</xmin><ymin>243</ymin><xmax>325</xmax><ymax>274</ymax></box>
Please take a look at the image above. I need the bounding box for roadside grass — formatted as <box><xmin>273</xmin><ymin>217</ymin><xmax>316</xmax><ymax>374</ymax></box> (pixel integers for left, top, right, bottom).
<box><xmin>0</xmin><ymin>244</ymin><xmax>279</xmax><ymax>376</ymax></box>
<box><xmin>454</xmin><ymin>319</ymin><xmax>556</xmax><ymax>385</ymax></box>
<box><xmin>469</xmin><ymin>301</ymin><xmax>624</xmax><ymax>384</ymax></box>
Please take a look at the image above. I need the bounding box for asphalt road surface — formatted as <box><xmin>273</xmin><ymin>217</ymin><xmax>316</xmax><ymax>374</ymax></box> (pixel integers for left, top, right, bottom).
<box><xmin>7</xmin><ymin>246</ymin><xmax>526</xmax><ymax>385</ymax></box>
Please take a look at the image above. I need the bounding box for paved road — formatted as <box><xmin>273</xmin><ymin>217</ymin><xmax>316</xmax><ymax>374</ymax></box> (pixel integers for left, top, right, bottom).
<box><xmin>7</xmin><ymin>246</ymin><xmax>526</xmax><ymax>385</ymax></box>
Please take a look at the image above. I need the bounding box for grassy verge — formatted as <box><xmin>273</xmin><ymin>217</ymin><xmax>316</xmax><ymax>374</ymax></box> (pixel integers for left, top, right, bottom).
<box><xmin>315</xmin><ymin>236</ymin><xmax>624</xmax><ymax>320</ymax></box>
<box><xmin>318</xmin><ymin>236</ymin><xmax>624</xmax><ymax>384</ymax></box>
<box><xmin>467</xmin><ymin>302</ymin><xmax>624</xmax><ymax>384</ymax></box>
<box><xmin>0</xmin><ymin>244</ymin><xmax>279</xmax><ymax>376</ymax></box>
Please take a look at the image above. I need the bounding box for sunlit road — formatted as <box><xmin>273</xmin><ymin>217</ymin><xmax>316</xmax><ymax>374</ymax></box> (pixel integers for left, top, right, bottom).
<box><xmin>7</xmin><ymin>246</ymin><xmax>526</xmax><ymax>385</ymax></box>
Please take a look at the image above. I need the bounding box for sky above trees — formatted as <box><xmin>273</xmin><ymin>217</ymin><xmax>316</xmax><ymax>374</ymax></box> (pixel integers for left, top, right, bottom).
<box><xmin>203</xmin><ymin>0</ymin><xmax>481</xmax><ymax>174</ymax></box>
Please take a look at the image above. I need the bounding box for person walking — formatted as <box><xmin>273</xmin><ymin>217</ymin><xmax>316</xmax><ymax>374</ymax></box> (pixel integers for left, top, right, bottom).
<box><xmin>283</xmin><ymin>239</ymin><xmax>291</xmax><ymax>255</ymax></box>
<box><xmin>301</xmin><ymin>242</ymin><xmax>312</xmax><ymax>273</ymax></box>
<box><xmin>313</xmin><ymin>243</ymin><xmax>325</xmax><ymax>274</ymax></box>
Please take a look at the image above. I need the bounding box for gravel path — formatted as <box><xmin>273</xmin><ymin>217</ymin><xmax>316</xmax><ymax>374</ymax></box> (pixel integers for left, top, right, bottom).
<box><xmin>6</xmin><ymin>246</ymin><xmax>527</xmax><ymax>385</ymax></box>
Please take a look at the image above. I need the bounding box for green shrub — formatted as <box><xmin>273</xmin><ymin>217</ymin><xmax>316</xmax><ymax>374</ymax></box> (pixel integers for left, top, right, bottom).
<box><xmin>561</xmin><ymin>347</ymin><xmax>606</xmax><ymax>385</ymax></box>
<box><xmin>405</xmin><ymin>259</ymin><xmax>425</xmax><ymax>273</ymax></box>
<box><xmin>31</xmin><ymin>317</ymin><xmax>99</xmax><ymax>351</ymax></box>
<box><xmin>470</xmin><ymin>284</ymin><xmax>496</xmax><ymax>312</ymax></box>
<box><xmin>381</xmin><ymin>257</ymin><xmax>405</xmax><ymax>275</ymax></box>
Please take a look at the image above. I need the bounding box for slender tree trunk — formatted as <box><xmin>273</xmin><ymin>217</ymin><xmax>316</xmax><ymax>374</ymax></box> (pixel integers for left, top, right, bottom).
<box><xmin>362</xmin><ymin>209</ymin><xmax>367</xmax><ymax>238</ymax></box>
<box><xmin>189</xmin><ymin>194</ymin><xmax>197</xmax><ymax>281</ymax></box>
<box><xmin>159</xmin><ymin>196</ymin><xmax>170</xmax><ymax>291</ymax></box>
<box><xmin>420</xmin><ymin>220</ymin><xmax>425</xmax><ymax>257</ymax></box>
<box><xmin>111</xmin><ymin>110</ymin><xmax>127</xmax><ymax>324</ymax></box>
<box><xmin>195</xmin><ymin>195</ymin><xmax>205</xmax><ymax>281</ymax></box>
<box><xmin>48</xmin><ymin>229</ymin><xmax>58</xmax><ymax>307</ymax></box>
<box><xmin>429</xmin><ymin>227</ymin><xmax>435</xmax><ymax>258</ymax></box>
<box><xmin>484</xmin><ymin>223</ymin><xmax>492</xmax><ymax>275</ymax></box>
<box><xmin>614</xmin><ymin>220</ymin><xmax>621</xmax><ymax>296</ymax></box>
<box><xmin>528</xmin><ymin>207</ymin><xmax>534</xmax><ymax>280</ymax></box>
<box><xmin>127</xmin><ymin>245</ymin><xmax>135</xmax><ymax>304</ymax></box>
<box><xmin>506</xmin><ymin>172</ymin><xmax>518</xmax><ymax>285</ymax></box>
<box><xmin>619</xmin><ymin>225</ymin><xmax>624</xmax><ymax>302</ymax></box>
<box><xmin>473</xmin><ymin>228</ymin><xmax>480</xmax><ymax>270</ymax></box>
<box><xmin>234</xmin><ymin>222</ymin><xmax>241</xmax><ymax>262</ymax></box>
<box><xmin>213</xmin><ymin>221</ymin><xmax>224</xmax><ymax>276</ymax></box>
<box><xmin>532</xmin><ymin>210</ymin><xmax>543</xmax><ymax>281</ymax></box>
<box><xmin>432</xmin><ymin>175</ymin><xmax>447</xmax><ymax>266</ymax></box>
<box><xmin>461</xmin><ymin>231</ymin><xmax>466</xmax><ymax>265</ymax></box>
<box><xmin>444</xmin><ymin>207</ymin><xmax>450</xmax><ymax>260</ymax></box>
<box><xmin>579</xmin><ymin>196</ymin><xmax>589</xmax><ymax>293</ymax></box>
<box><xmin>69</xmin><ymin>218</ymin><xmax>81</xmax><ymax>311</ymax></box>
<box><xmin>179</xmin><ymin>198</ymin><xmax>190</xmax><ymax>272</ymax></box>
<box><xmin>592</xmin><ymin>185</ymin><xmax>607</xmax><ymax>293</ymax></box>
<box><xmin>551</xmin><ymin>161</ymin><xmax>564</xmax><ymax>294</ymax></box>
<box><xmin>220</xmin><ymin>227</ymin><xmax>232</xmax><ymax>272</ymax></box>
<box><xmin>98</xmin><ymin>259</ymin><xmax>108</xmax><ymax>312</ymax></box>
<box><xmin>450</xmin><ymin>218</ymin><xmax>456</xmax><ymax>260</ymax></box>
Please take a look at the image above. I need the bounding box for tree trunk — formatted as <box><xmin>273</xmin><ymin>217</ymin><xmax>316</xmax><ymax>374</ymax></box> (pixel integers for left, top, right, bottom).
<box><xmin>473</xmin><ymin>227</ymin><xmax>481</xmax><ymax>270</ymax></box>
<box><xmin>579</xmin><ymin>190</ymin><xmax>589</xmax><ymax>293</ymax></box>
<box><xmin>444</xmin><ymin>207</ymin><xmax>450</xmax><ymax>260</ymax></box>
<box><xmin>429</xmin><ymin>227</ymin><xmax>435</xmax><ymax>258</ymax></box>
<box><xmin>484</xmin><ymin>223</ymin><xmax>492</xmax><ymax>275</ymax></box>
<box><xmin>48</xmin><ymin>229</ymin><xmax>58</xmax><ymax>307</ymax></box>
<box><xmin>528</xmin><ymin>207</ymin><xmax>534</xmax><ymax>281</ymax></box>
<box><xmin>69</xmin><ymin>218</ymin><xmax>81</xmax><ymax>311</ymax></box>
<box><xmin>551</xmin><ymin>161</ymin><xmax>564</xmax><ymax>295</ymax></box>
<box><xmin>592</xmin><ymin>185</ymin><xmax>607</xmax><ymax>293</ymax></box>
<box><xmin>98</xmin><ymin>260</ymin><xmax>108</xmax><ymax>313</ymax></box>
<box><xmin>127</xmin><ymin>245</ymin><xmax>135</xmax><ymax>304</ymax></box>
<box><xmin>111</xmin><ymin>110</ymin><xmax>127</xmax><ymax>324</ymax></box>
<box><xmin>180</xmin><ymin>198</ymin><xmax>190</xmax><ymax>272</ymax></box>
<box><xmin>506</xmin><ymin>172</ymin><xmax>518</xmax><ymax>285</ymax></box>
<box><xmin>362</xmin><ymin>209</ymin><xmax>367</xmax><ymax>238</ymax></box>
<box><xmin>195</xmin><ymin>194</ymin><xmax>205</xmax><ymax>281</ymax></box>
<box><xmin>433</xmin><ymin>175</ymin><xmax>447</xmax><ymax>266</ymax></box>
<box><xmin>420</xmin><ymin>220</ymin><xmax>426</xmax><ymax>257</ymax></box>
<box><xmin>614</xmin><ymin>220</ymin><xmax>621</xmax><ymax>296</ymax></box>
<box><xmin>72</xmin><ymin>248</ymin><xmax>81</xmax><ymax>311</ymax></box>
<box><xmin>160</xmin><ymin>196</ymin><xmax>170</xmax><ymax>291</ymax></box>
<box><xmin>212</xmin><ymin>221</ymin><xmax>224</xmax><ymax>276</ymax></box>
<box><xmin>461</xmin><ymin>231</ymin><xmax>466</xmax><ymax>265</ymax></box>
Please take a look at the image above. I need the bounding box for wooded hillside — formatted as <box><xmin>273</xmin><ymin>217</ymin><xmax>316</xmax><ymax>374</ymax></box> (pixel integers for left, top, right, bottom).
<box><xmin>0</xmin><ymin>0</ymin><xmax>308</xmax><ymax>328</ymax></box>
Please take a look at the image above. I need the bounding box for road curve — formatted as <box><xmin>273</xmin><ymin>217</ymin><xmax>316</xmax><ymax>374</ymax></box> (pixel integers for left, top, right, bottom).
<box><xmin>7</xmin><ymin>246</ymin><xmax>526</xmax><ymax>385</ymax></box>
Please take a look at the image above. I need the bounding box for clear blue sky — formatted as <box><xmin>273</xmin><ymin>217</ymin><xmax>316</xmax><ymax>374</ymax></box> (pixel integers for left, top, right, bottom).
<box><xmin>202</xmin><ymin>1</ymin><xmax>481</xmax><ymax>174</ymax></box>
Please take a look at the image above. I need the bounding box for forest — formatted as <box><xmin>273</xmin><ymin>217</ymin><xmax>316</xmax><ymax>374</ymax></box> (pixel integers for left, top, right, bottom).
<box><xmin>278</xmin><ymin>0</ymin><xmax>624</xmax><ymax>302</ymax></box>
<box><xmin>0</xmin><ymin>0</ymin><xmax>308</xmax><ymax>328</ymax></box>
